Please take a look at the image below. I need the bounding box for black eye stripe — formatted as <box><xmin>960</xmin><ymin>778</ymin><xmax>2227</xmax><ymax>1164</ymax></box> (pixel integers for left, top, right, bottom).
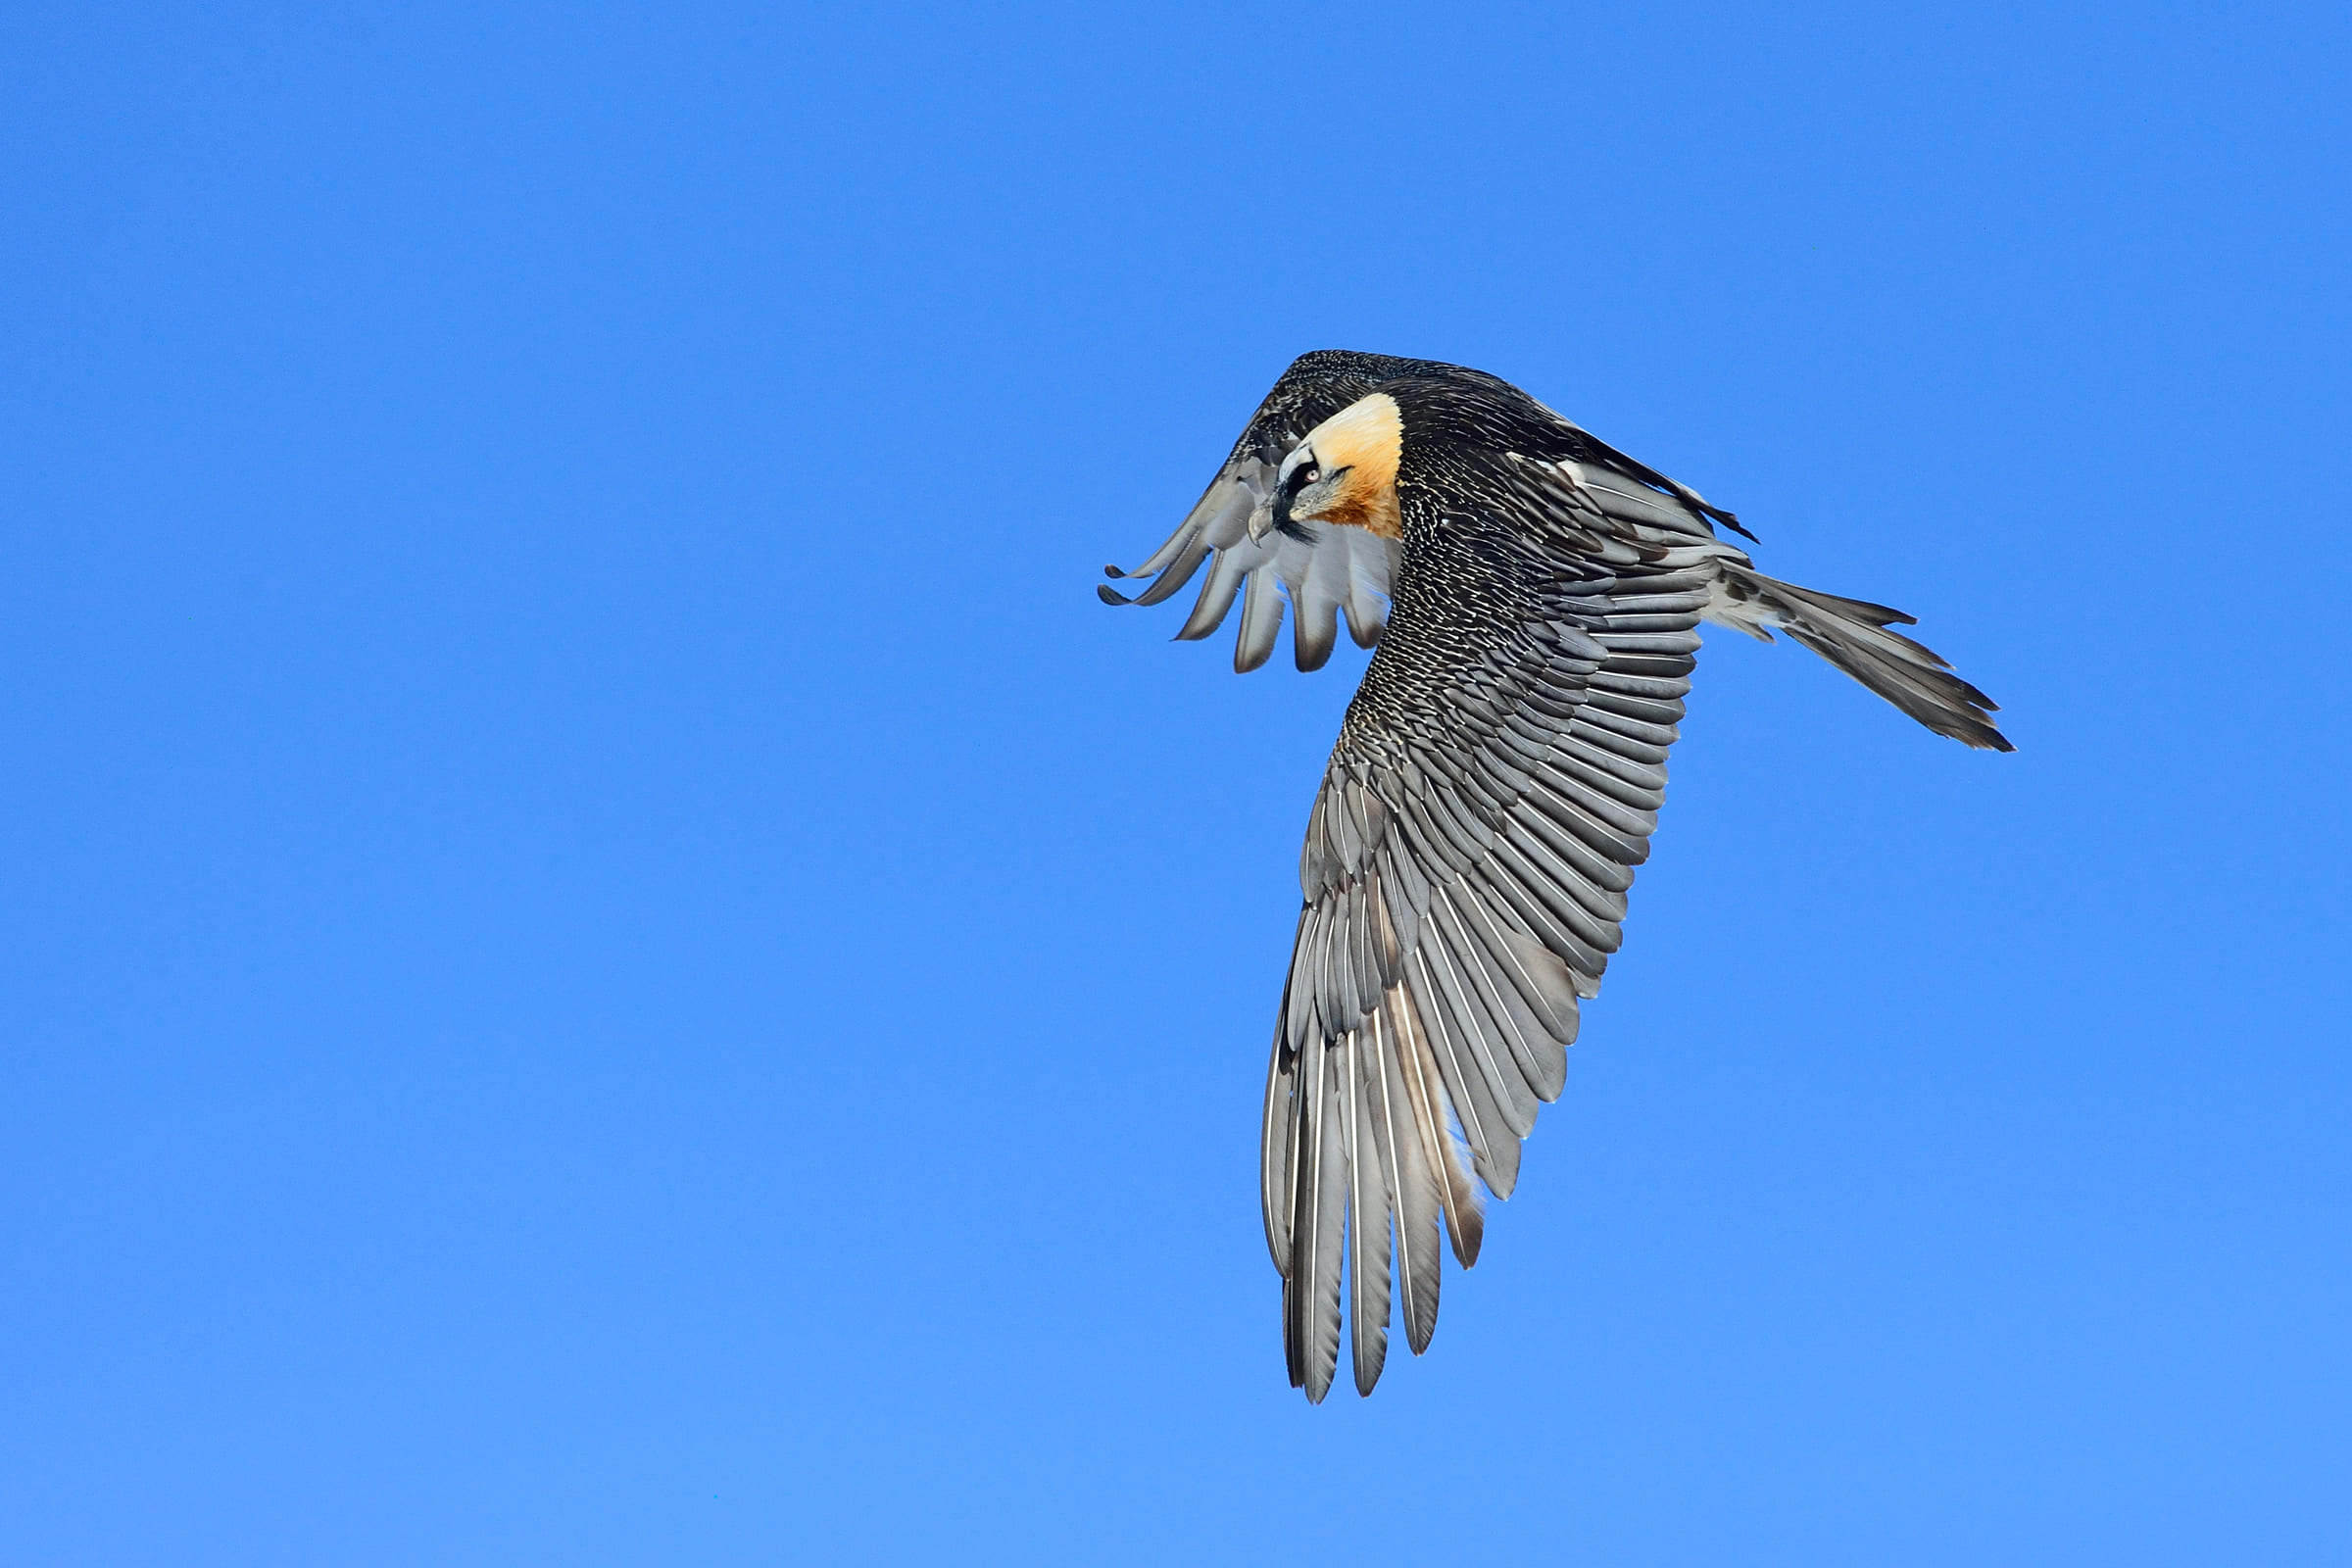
<box><xmin>1282</xmin><ymin>458</ymin><xmax>1349</xmax><ymax>501</ymax></box>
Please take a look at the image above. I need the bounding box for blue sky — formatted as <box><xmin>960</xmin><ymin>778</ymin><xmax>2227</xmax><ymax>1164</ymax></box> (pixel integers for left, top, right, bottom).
<box><xmin>3</xmin><ymin>2</ymin><xmax>2347</xmax><ymax>1562</ymax></box>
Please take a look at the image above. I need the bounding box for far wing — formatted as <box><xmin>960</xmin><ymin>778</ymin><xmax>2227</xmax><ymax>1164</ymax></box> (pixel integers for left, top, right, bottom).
<box><xmin>1099</xmin><ymin>354</ymin><xmax>1417</xmax><ymax>672</ymax></box>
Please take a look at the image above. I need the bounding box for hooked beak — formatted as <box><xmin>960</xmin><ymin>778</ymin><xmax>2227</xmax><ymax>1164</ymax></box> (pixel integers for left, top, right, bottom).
<box><xmin>1254</xmin><ymin>446</ymin><xmax>1318</xmax><ymax>543</ymax></box>
<box><xmin>1248</xmin><ymin>493</ymin><xmax>1285</xmax><ymax>544</ymax></box>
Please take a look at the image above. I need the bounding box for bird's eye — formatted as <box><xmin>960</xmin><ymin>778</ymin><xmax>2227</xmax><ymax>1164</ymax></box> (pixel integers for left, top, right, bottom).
<box><xmin>1299</xmin><ymin>466</ymin><xmax>1320</xmax><ymax>484</ymax></box>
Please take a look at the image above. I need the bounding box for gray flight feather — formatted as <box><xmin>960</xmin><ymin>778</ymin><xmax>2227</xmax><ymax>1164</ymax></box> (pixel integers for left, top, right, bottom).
<box><xmin>1342</xmin><ymin>1029</ymin><xmax>1393</xmax><ymax>1396</ymax></box>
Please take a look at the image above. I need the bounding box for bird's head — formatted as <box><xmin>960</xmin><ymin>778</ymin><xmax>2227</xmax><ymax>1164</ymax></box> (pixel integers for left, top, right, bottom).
<box><xmin>1254</xmin><ymin>392</ymin><xmax>1403</xmax><ymax>543</ymax></box>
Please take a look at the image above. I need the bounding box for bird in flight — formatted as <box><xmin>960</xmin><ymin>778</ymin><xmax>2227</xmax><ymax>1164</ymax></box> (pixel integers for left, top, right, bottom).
<box><xmin>1102</xmin><ymin>350</ymin><xmax>2011</xmax><ymax>1402</ymax></box>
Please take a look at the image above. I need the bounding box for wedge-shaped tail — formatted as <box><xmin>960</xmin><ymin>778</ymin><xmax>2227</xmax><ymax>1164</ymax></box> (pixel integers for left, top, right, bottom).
<box><xmin>1708</xmin><ymin>564</ymin><xmax>2014</xmax><ymax>752</ymax></box>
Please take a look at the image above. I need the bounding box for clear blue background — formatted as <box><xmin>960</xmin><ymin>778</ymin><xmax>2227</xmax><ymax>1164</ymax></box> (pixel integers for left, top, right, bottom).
<box><xmin>4</xmin><ymin>3</ymin><xmax>2346</xmax><ymax>1562</ymax></box>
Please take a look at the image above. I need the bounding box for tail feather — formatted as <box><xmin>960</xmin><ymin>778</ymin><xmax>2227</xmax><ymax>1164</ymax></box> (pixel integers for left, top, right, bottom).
<box><xmin>1710</xmin><ymin>564</ymin><xmax>2014</xmax><ymax>753</ymax></box>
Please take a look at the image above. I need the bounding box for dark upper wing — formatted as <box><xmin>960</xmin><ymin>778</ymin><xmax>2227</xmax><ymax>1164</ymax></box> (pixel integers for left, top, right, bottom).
<box><xmin>1099</xmin><ymin>351</ymin><xmax>1432</xmax><ymax>671</ymax></box>
<box><xmin>1264</xmin><ymin>442</ymin><xmax>1744</xmax><ymax>1401</ymax></box>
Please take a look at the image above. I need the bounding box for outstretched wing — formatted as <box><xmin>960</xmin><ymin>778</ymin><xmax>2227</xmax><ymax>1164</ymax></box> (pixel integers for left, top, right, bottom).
<box><xmin>1265</xmin><ymin>446</ymin><xmax>1740</xmax><ymax>1400</ymax></box>
<box><xmin>1100</xmin><ymin>352</ymin><xmax>1429</xmax><ymax>671</ymax></box>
